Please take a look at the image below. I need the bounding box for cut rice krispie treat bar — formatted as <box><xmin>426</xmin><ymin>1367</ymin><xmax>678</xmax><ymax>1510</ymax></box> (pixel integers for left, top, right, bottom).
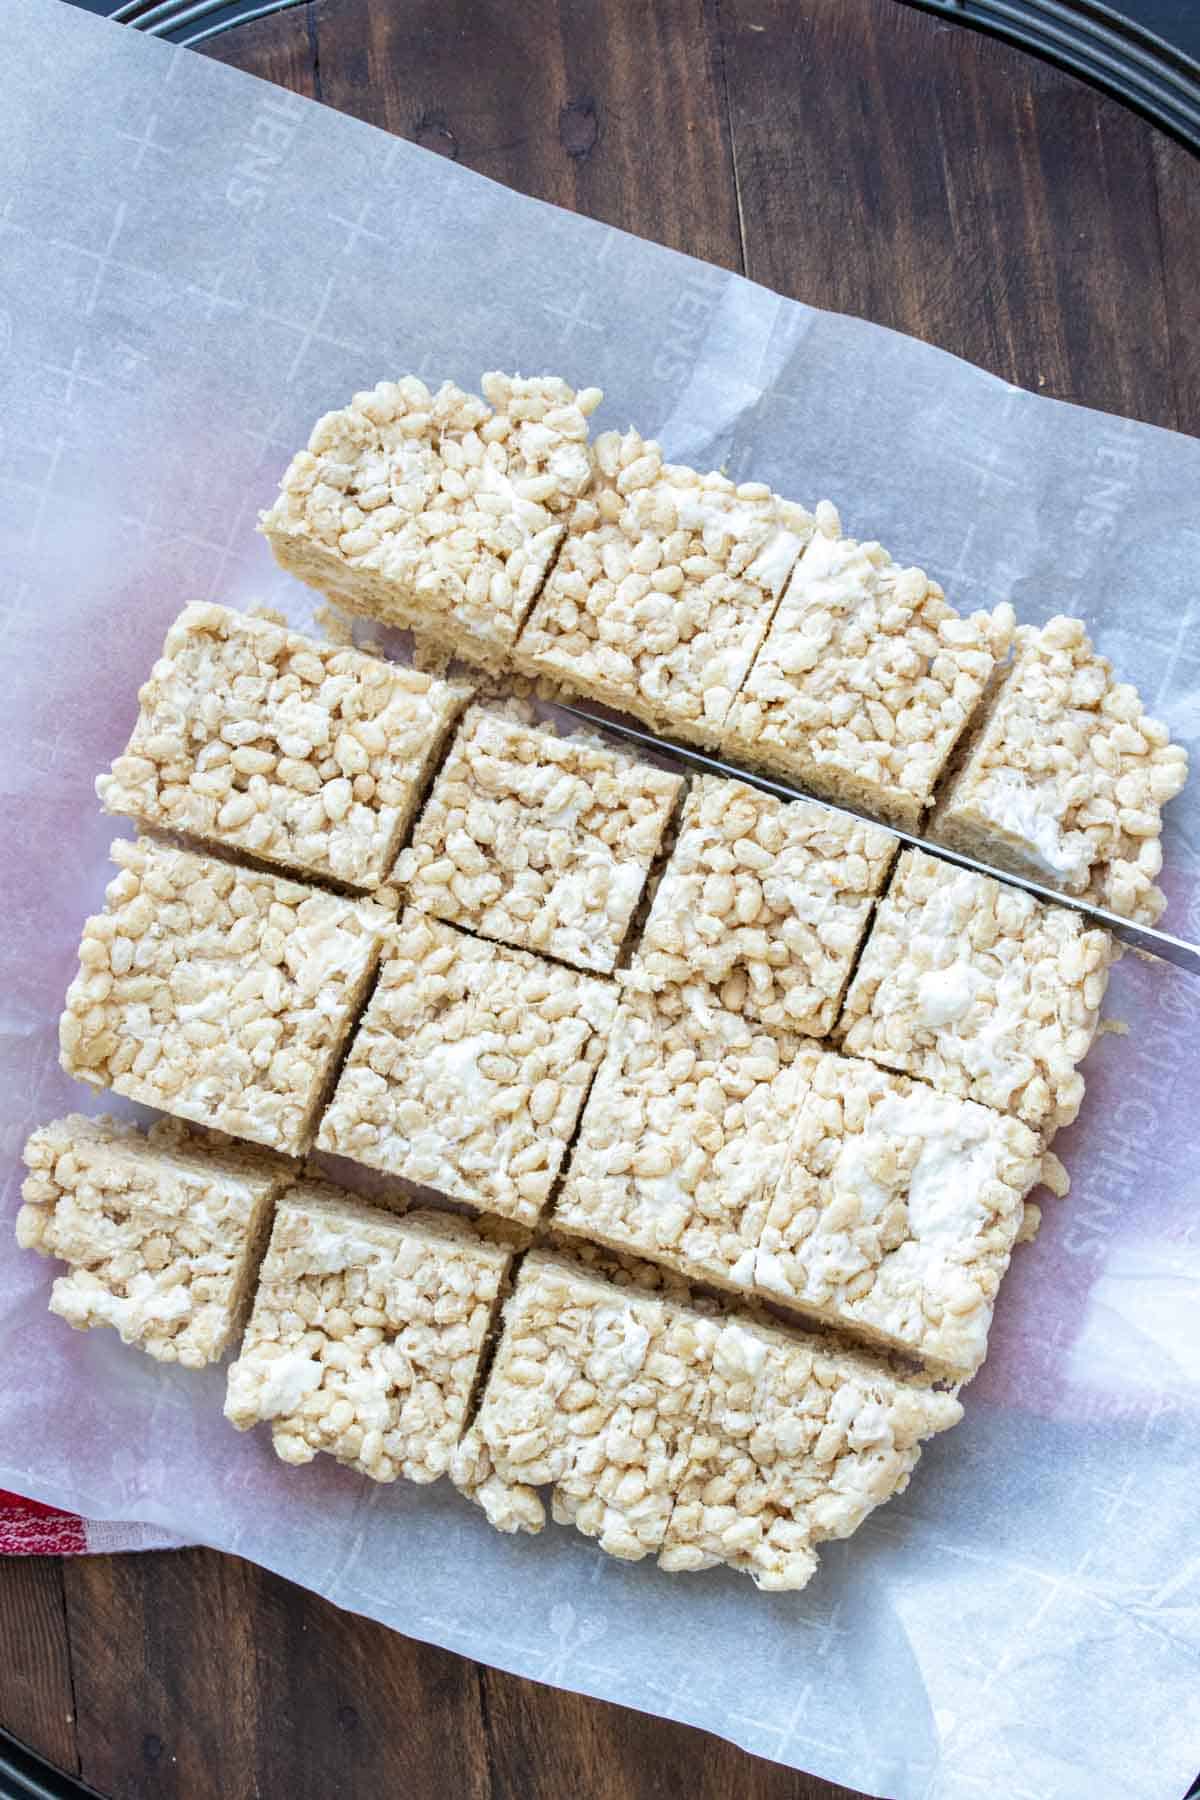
<box><xmin>97</xmin><ymin>603</ymin><xmax>472</xmax><ymax>892</ymax></box>
<box><xmin>555</xmin><ymin>986</ymin><xmax>814</xmax><ymax>1289</ymax></box>
<box><xmin>723</xmin><ymin>514</ymin><xmax>1015</xmax><ymax>830</ymax></box>
<box><xmin>260</xmin><ymin>374</ymin><xmax>600</xmax><ymax>669</ymax></box>
<box><xmin>931</xmin><ymin>615</ymin><xmax>1188</xmax><ymax>923</ymax></box>
<box><xmin>752</xmin><ymin>1050</ymin><xmax>1043</xmax><ymax>1376</ymax></box>
<box><xmin>225</xmin><ymin>1185</ymin><xmax>510</xmax><ymax>1482</ymax></box>
<box><xmin>472</xmin><ymin>1252</ymin><xmax>716</xmax><ymax>1561</ymax></box>
<box><xmin>626</xmin><ymin>774</ymin><xmax>896</xmax><ymax>1032</ymax></box>
<box><xmin>515</xmin><ymin>429</ymin><xmax>816</xmax><ymax>745</ymax></box>
<box><xmin>839</xmin><ymin>847</ymin><xmax>1114</xmax><ymax>1132</ymax></box>
<box><xmin>557</xmin><ymin>996</ymin><xmax>1038</xmax><ymax>1375</ymax></box>
<box><xmin>60</xmin><ymin>838</ymin><xmax>387</xmax><ymax>1156</ymax></box>
<box><xmin>16</xmin><ymin>1114</ymin><xmax>291</xmax><ymax>1368</ymax></box>
<box><xmin>659</xmin><ymin>1314</ymin><xmax>962</xmax><ymax>1590</ymax></box>
<box><xmin>317</xmin><ymin>911</ymin><xmax>617</xmax><ymax>1224</ymax></box>
<box><xmin>396</xmin><ymin>707</ymin><xmax>682</xmax><ymax>973</ymax></box>
<box><xmin>474</xmin><ymin>1253</ymin><xmax>961</xmax><ymax>1586</ymax></box>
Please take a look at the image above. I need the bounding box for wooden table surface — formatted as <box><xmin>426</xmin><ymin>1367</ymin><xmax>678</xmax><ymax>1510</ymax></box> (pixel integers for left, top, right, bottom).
<box><xmin>3</xmin><ymin>3</ymin><xmax>1198</xmax><ymax>1797</ymax></box>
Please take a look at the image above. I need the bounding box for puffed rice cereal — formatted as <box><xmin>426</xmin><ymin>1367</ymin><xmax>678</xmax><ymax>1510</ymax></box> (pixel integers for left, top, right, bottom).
<box><xmin>752</xmin><ymin>1049</ymin><xmax>1043</xmax><ymax>1376</ymax></box>
<box><xmin>260</xmin><ymin>373</ymin><xmax>602</xmax><ymax>669</ymax></box>
<box><xmin>59</xmin><ymin>838</ymin><xmax>388</xmax><ymax>1155</ymax></box>
<box><xmin>838</xmin><ymin>847</ymin><xmax>1115</xmax><ymax>1132</ymax></box>
<box><xmin>225</xmin><ymin>1185</ymin><xmax>511</xmax><ymax>1483</ymax></box>
<box><xmin>659</xmin><ymin>1307</ymin><xmax>962</xmax><ymax>1588</ymax></box>
<box><xmin>932</xmin><ymin>615</ymin><xmax>1188</xmax><ymax>923</ymax></box>
<box><xmin>723</xmin><ymin>513</ymin><xmax>1014</xmax><ymax>829</ymax></box>
<box><xmin>97</xmin><ymin>603</ymin><xmax>472</xmax><ymax>891</ymax></box>
<box><xmin>626</xmin><ymin>774</ymin><xmax>896</xmax><ymax>1032</ymax></box>
<box><xmin>515</xmin><ymin>429</ymin><xmax>815</xmax><ymax>744</ymax></box>
<box><xmin>17</xmin><ymin>1113</ymin><xmax>291</xmax><ymax>1368</ymax></box>
<box><xmin>555</xmin><ymin>986</ymin><xmax>815</xmax><ymax>1289</ymax></box>
<box><xmin>474</xmin><ymin>1252</ymin><xmax>961</xmax><ymax>1587</ymax></box>
<box><xmin>317</xmin><ymin>910</ymin><xmax>617</xmax><ymax>1224</ymax></box>
<box><xmin>397</xmin><ymin>706</ymin><xmax>682</xmax><ymax>972</ymax></box>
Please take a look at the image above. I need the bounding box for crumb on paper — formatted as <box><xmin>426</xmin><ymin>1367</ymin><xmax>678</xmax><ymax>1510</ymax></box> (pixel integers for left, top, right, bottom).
<box><xmin>1038</xmin><ymin>1151</ymin><xmax>1070</xmax><ymax>1198</ymax></box>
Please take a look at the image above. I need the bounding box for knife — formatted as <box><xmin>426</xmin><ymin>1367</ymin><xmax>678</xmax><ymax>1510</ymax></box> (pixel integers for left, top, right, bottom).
<box><xmin>556</xmin><ymin>702</ymin><xmax>1200</xmax><ymax>978</ymax></box>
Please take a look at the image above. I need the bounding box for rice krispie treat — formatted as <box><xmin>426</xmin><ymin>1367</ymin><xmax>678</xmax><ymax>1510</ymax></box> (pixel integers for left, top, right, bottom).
<box><xmin>723</xmin><ymin>514</ymin><xmax>1015</xmax><ymax>830</ymax></box>
<box><xmin>60</xmin><ymin>838</ymin><xmax>387</xmax><ymax>1156</ymax></box>
<box><xmin>473</xmin><ymin>1252</ymin><xmax>717</xmax><ymax>1561</ymax></box>
<box><xmin>626</xmin><ymin>775</ymin><xmax>897</xmax><ymax>1031</ymax></box>
<box><xmin>225</xmin><ymin>1186</ymin><xmax>511</xmax><ymax>1482</ymax></box>
<box><xmin>931</xmin><ymin>616</ymin><xmax>1188</xmax><ymax>924</ymax></box>
<box><xmin>16</xmin><ymin>1114</ymin><xmax>291</xmax><ymax>1368</ymax></box>
<box><xmin>753</xmin><ymin>1050</ymin><xmax>1043</xmax><ymax>1376</ymax></box>
<box><xmin>660</xmin><ymin>1314</ymin><xmax>962</xmax><ymax>1590</ymax></box>
<box><xmin>515</xmin><ymin>430</ymin><xmax>816</xmax><ymax>745</ymax></box>
<box><xmin>317</xmin><ymin>911</ymin><xmax>617</xmax><ymax>1224</ymax></box>
<box><xmin>474</xmin><ymin>1253</ymin><xmax>961</xmax><ymax>1586</ymax></box>
<box><xmin>260</xmin><ymin>374</ymin><xmax>601</xmax><ymax>670</ymax></box>
<box><xmin>839</xmin><ymin>848</ymin><xmax>1114</xmax><ymax>1132</ymax></box>
<box><xmin>555</xmin><ymin>987</ymin><xmax>813</xmax><ymax>1288</ymax></box>
<box><xmin>396</xmin><ymin>707</ymin><xmax>682</xmax><ymax>973</ymax></box>
<box><xmin>97</xmin><ymin>603</ymin><xmax>473</xmax><ymax>892</ymax></box>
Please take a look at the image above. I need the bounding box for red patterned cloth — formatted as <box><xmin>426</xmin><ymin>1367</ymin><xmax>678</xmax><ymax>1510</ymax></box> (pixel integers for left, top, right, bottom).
<box><xmin>0</xmin><ymin>1488</ymin><xmax>180</xmax><ymax>1556</ymax></box>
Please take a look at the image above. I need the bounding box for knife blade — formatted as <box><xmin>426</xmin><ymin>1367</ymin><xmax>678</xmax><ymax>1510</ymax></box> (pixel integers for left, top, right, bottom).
<box><xmin>556</xmin><ymin>702</ymin><xmax>1200</xmax><ymax>978</ymax></box>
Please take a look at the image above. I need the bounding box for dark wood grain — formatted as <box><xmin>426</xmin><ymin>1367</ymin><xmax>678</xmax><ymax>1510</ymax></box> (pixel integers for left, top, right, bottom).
<box><xmin>60</xmin><ymin>1550</ymin><xmax>490</xmax><ymax>1800</ymax></box>
<box><xmin>7</xmin><ymin>2</ymin><xmax>1199</xmax><ymax>1798</ymax></box>
<box><xmin>478</xmin><ymin>1664</ymin><xmax>863</xmax><ymax>1800</ymax></box>
<box><xmin>0</xmin><ymin>1555</ymin><xmax>77</xmax><ymax>1775</ymax></box>
<box><xmin>301</xmin><ymin>0</ymin><xmax>745</xmax><ymax>271</ymax></box>
<box><xmin>205</xmin><ymin>0</ymin><xmax>317</xmax><ymax>101</ymax></box>
<box><xmin>721</xmin><ymin>0</ymin><xmax>1181</xmax><ymax>428</ymax></box>
<box><xmin>1151</xmin><ymin>132</ymin><xmax>1200</xmax><ymax>433</ymax></box>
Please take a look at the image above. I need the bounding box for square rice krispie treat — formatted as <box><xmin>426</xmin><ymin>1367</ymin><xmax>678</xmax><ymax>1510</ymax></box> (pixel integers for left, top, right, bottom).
<box><xmin>555</xmin><ymin>987</ymin><xmax>813</xmax><ymax>1288</ymax></box>
<box><xmin>60</xmin><ymin>839</ymin><xmax>387</xmax><ymax>1156</ymax></box>
<box><xmin>317</xmin><ymin>911</ymin><xmax>617</xmax><ymax>1224</ymax></box>
<box><xmin>931</xmin><ymin>615</ymin><xmax>1188</xmax><ymax>924</ymax></box>
<box><xmin>626</xmin><ymin>774</ymin><xmax>897</xmax><ymax>1032</ymax></box>
<box><xmin>723</xmin><ymin>515</ymin><xmax>1015</xmax><ymax>830</ymax></box>
<box><xmin>838</xmin><ymin>847</ymin><xmax>1114</xmax><ymax>1132</ymax></box>
<box><xmin>97</xmin><ymin>603</ymin><xmax>473</xmax><ymax>892</ymax></box>
<box><xmin>16</xmin><ymin>1114</ymin><xmax>291</xmax><ymax>1368</ymax></box>
<box><xmin>515</xmin><ymin>429</ymin><xmax>816</xmax><ymax>745</ymax></box>
<box><xmin>225</xmin><ymin>1185</ymin><xmax>510</xmax><ymax>1482</ymax></box>
<box><xmin>753</xmin><ymin>1050</ymin><xmax>1043</xmax><ymax>1376</ymax></box>
<box><xmin>396</xmin><ymin>707</ymin><xmax>682</xmax><ymax>973</ymax></box>
<box><xmin>472</xmin><ymin>1252</ymin><xmax>716</xmax><ymax>1561</ymax></box>
<box><xmin>659</xmin><ymin>1314</ymin><xmax>962</xmax><ymax>1590</ymax></box>
<box><xmin>260</xmin><ymin>374</ymin><xmax>601</xmax><ymax>669</ymax></box>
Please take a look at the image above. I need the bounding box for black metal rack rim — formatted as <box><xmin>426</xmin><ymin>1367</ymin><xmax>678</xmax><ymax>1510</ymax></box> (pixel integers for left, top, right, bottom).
<box><xmin>0</xmin><ymin>1730</ymin><xmax>106</xmax><ymax>1800</ymax></box>
<box><xmin>900</xmin><ymin>0</ymin><xmax>1200</xmax><ymax>155</ymax></box>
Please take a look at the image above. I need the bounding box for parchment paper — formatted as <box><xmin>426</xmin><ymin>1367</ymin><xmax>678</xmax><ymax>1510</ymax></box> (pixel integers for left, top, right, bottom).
<box><xmin>2</xmin><ymin>5</ymin><xmax>1200</xmax><ymax>1795</ymax></box>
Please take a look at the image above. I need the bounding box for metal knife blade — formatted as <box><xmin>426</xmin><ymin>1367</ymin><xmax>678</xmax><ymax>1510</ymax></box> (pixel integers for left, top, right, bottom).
<box><xmin>556</xmin><ymin>702</ymin><xmax>1200</xmax><ymax>978</ymax></box>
